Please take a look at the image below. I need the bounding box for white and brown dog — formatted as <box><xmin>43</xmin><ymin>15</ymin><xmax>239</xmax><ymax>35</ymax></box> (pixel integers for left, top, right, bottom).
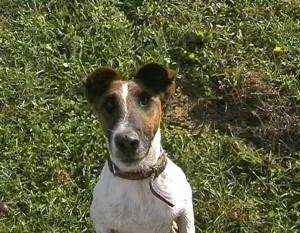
<box><xmin>84</xmin><ymin>63</ymin><xmax>195</xmax><ymax>233</ymax></box>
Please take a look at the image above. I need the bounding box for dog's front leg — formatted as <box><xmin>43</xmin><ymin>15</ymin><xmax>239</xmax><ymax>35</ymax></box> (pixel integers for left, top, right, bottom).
<box><xmin>177</xmin><ymin>204</ymin><xmax>195</xmax><ymax>233</ymax></box>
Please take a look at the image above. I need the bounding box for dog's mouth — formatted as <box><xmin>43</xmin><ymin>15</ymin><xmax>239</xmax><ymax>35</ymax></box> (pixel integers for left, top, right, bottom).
<box><xmin>120</xmin><ymin>156</ymin><xmax>144</xmax><ymax>164</ymax></box>
<box><xmin>115</xmin><ymin>147</ymin><xmax>149</xmax><ymax>164</ymax></box>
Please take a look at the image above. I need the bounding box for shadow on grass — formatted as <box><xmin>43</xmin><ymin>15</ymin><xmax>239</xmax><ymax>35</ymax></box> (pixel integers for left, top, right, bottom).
<box><xmin>169</xmin><ymin>53</ymin><xmax>300</xmax><ymax>157</ymax></box>
<box><xmin>117</xmin><ymin>1</ymin><xmax>144</xmax><ymax>25</ymax></box>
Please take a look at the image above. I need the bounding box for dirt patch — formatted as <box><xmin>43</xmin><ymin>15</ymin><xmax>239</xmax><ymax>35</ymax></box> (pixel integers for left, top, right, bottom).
<box><xmin>167</xmin><ymin>70</ymin><xmax>300</xmax><ymax>156</ymax></box>
<box><xmin>165</xmin><ymin>78</ymin><xmax>205</xmax><ymax>133</ymax></box>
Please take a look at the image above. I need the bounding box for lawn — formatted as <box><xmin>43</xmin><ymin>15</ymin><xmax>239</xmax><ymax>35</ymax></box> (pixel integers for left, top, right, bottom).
<box><xmin>0</xmin><ymin>0</ymin><xmax>299</xmax><ymax>232</ymax></box>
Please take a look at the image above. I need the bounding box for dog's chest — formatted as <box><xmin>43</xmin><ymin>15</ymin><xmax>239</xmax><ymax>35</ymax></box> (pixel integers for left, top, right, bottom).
<box><xmin>91</xmin><ymin>164</ymin><xmax>179</xmax><ymax>233</ymax></box>
<box><xmin>108</xmin><ymin>186</ymin><xmax>173</xmax><ymax>230</ymax></box>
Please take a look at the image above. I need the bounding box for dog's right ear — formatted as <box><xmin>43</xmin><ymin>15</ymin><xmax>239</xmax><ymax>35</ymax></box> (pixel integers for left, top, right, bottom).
<box><xmin>135</xmin><ymin>63</ymin><xmax>176</xmax><ymax>111</ymax></box>
<box><xmin>84</xmin><ymin>67</ymin><xmax>121</xmax><ymax>104</ymax></box>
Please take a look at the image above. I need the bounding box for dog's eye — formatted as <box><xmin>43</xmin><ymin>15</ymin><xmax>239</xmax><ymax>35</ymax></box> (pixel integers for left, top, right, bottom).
<box><xmin>138</xmin><ymin>93</ymin><xmax>152</xmax><ymax>107</ymax></box>
<box><xmin>102</xmin><ymin>97</ymin><xmax>117</xmax><ymax>112</ymax></box>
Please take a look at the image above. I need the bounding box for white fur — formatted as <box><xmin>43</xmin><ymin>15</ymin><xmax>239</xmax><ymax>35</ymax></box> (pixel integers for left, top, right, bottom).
<box><xmin>121</xmin><ymin>83</ymin><xmax>128</xmax><ymax>115</ymax></box>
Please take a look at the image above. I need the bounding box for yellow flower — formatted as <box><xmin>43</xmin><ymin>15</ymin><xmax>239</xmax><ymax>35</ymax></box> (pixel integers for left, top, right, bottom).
<box><xmin>273</xmin><ymin>46</ymin><xmax>284</xmax><ymax>54</ymax></box>
<box><xmin>188</xmin><ymin>53</ymin><xmax>196</xmax><ymax>60</ymax></box>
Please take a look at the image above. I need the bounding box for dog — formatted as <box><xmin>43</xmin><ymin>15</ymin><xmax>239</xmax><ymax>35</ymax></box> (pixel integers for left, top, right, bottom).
<box><xmin>84</xmin><ymin>63</ymin><xmax>195</xmax><ymax>233</ymax></box>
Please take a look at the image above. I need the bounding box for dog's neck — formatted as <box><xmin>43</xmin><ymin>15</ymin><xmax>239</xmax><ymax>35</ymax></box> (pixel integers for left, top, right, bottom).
<box><xmin>107</xmin><ymin>128</ymin><xmax>162</xmax><ymax>172</ymax></box>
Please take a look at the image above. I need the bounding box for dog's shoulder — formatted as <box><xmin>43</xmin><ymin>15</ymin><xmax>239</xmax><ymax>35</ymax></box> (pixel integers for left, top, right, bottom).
<box><xmin>156</xmin><ymin>158</ymin><xmax>193</xmax><ymax>205</ymax></box>
<box><xmin>164</xmin><ymin>158</ymin><xmax>190</xmax><ymax>182</ymax></box>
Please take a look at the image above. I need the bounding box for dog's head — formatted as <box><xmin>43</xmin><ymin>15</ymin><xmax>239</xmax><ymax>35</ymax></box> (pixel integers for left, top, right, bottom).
<box><xmin>84</xmin><ymin>63</ymin><xmax>176</xmax><ymax>169</ymax></box>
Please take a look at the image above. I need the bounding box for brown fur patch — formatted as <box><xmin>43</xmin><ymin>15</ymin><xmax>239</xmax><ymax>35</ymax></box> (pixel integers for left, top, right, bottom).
<box><xmin>94</xmin><ymin>80</ymin><xmax>126</xmax><ymax>138</ymax></box>
<box><xmin>126</xmin><ymin>81</ymin><xmax>162</xmax><ymax>141</ymax></box>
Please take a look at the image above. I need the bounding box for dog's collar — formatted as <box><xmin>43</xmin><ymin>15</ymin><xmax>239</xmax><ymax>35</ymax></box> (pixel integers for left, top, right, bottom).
<box><xmin>107</xmin><ymin>153</ymin><xmax>174</xmax><ymax>207</ymax></box>
<box><xmin>107</xmin><ymin>153</ymin><xmax>167</xmax><ymax>180</ymax></box>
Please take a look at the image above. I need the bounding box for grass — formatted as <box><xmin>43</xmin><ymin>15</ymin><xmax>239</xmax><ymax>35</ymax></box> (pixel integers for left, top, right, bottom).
<box><xmin>0</xmin><ymin>0</ymin><xmax>299</xmax><ymax>232</ymax></box>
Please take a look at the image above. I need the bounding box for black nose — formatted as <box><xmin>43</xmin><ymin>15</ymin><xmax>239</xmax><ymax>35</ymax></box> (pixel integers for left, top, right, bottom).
<box><xmin>115</xmin><ymin>132</ymin><xmax>139</xmax><ymax>153</ymax></box>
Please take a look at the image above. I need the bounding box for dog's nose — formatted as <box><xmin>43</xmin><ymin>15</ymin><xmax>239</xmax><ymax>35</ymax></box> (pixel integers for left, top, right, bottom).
<box><xmin>115</xmin><ymin>132</ymin><xmax>139</xmax><ymax>153</ymax></box>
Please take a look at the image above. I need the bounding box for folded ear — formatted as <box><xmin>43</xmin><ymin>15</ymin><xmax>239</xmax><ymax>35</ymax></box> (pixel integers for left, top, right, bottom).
<box><xmin>84</xmin><ymin>67</ymin><xmax>121</xmax><ymax>104</ymax></box>
<box><xmin>135</xmin><ymin>63</ymin><xmax>176</xmax><ymax>110</ymax></box>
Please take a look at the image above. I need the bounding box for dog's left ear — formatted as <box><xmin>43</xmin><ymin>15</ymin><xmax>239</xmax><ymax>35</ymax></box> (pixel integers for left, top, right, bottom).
<box><xmin>135</xmin><ymin>63</ymin><xmax>176</xmax><ymax>110</ymax></box>
<box><xmin>83</xmin><ymin>67</ymin><xmax>121</xmax><ymax>104</ymax></box>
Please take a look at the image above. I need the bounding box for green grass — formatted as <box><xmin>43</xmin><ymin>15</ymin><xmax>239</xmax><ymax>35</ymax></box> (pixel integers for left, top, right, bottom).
<box><xmin>0</xmin><ymin>0</ymin><xmax>299</xmax><ymax>232</ymax></box>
